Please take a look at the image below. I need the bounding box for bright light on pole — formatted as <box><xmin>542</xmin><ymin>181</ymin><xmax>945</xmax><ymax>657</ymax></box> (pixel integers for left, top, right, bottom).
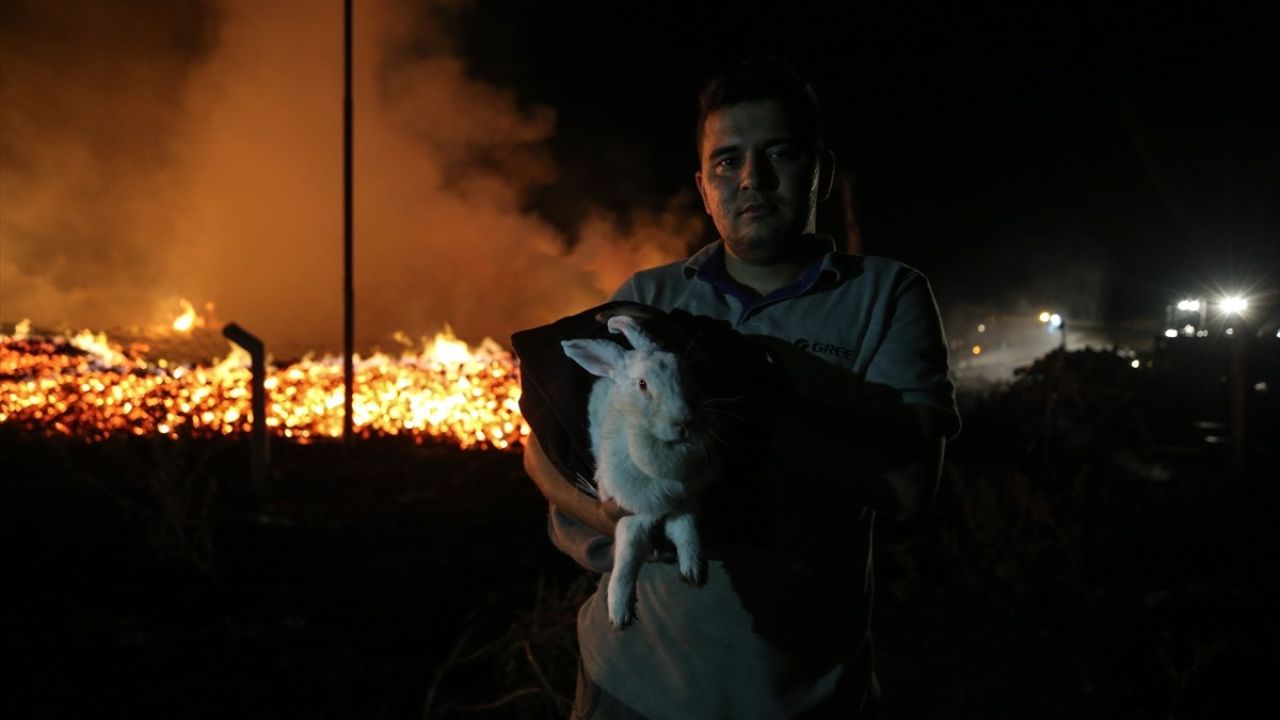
<box><xmin>1176</xmin><ymin>299</ymin><xmax>1201</xmax><ymax>312</ymax></box>
<box><xmin>1219</xmin><ymin>296</ymin><xmax>1249</xmax><ymax>315</ymax></box>
<box><xmin>1038</xmin><ymin>311</ymin><xmax>1051</xmax><ymax>323</ymax></box>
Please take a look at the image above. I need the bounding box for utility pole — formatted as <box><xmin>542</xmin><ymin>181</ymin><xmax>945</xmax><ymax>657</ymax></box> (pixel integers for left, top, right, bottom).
<box><xmin>1229</xmin><ymin>328</ymin><xmax>1248</xmax><ymax>480</ymax></box>
<box><xmin>342</xmin><ymin>0</ymin><xmax>355</xmax><ymax>446</ymax></box>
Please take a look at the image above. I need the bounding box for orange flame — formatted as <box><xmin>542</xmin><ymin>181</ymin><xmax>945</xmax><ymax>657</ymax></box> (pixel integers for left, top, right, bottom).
<box><xmin>0</xmin><ymin>324</ymin><xmax>528</xmax><ymax>449</ymax></box>
<box><xmin>172</xmin><ymin>299</ymin><xmax>199</xmax><ymax>333</ymax></box>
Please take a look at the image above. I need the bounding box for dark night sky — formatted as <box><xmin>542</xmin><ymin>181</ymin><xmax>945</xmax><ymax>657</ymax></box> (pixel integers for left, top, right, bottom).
<box><xmin>452</xmin><ymin>0</ymin><xmax>1278</xmax><ymax>323</ymax></box>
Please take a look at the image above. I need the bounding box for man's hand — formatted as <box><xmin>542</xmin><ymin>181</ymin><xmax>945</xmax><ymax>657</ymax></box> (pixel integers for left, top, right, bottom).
<box><xmin>593</xmin><ymin>303</ymin><xmax>666</xmax><ymax>325</ymax></box>
<box><xmin>593</xmin><ymin>303</ymin><xmax>702</xmax><ymax>356</ymax></box>
<box><xmin>600</xmin><ymin>496</ymin><xmax>630</xmax><ymax>524</ymax></box>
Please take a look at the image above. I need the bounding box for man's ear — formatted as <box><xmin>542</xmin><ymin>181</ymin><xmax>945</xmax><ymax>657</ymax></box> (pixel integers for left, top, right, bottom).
<box><xmin>694</xmin><ymin>170</ymin><xmax>711</xmax><ymax>215</ymax></box>
<box><xmin>817</xmin><ymin>149</ymin><xmax>836</xmax><ymax>201</ymax></box>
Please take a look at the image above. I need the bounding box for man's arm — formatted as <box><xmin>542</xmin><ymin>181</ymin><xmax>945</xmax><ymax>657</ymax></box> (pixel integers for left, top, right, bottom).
<box><xmin>523</xmin><ymin>432</ymin><xmax>620</xmax><ymax>574</ymax></box>
<box><xmin>862</xmin><ymin>403</ymin><xmax>946</xmax><ymax>521</ymax></box>
<box><xmin>852</xmin><ymin>269</ymin><xmax>956</xmax><ymax>520</ymax></box>
<box><xmin>523</xmin><ymin>431</ymin><xmax>620</xmax><ymax>537</ymax></box>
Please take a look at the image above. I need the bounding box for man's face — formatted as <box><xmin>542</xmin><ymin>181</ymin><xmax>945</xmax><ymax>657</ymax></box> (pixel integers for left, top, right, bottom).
<box><xmin>695</xmin><ymin>100</ymin><xmax>830</xmax><ymax>264</ymax></box>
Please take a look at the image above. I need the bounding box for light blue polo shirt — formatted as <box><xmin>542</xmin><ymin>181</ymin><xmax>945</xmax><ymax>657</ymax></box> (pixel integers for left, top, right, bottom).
<box><xmin>558</xmin><ymin>237</ymin><xmax>959</xmax><ymax>718</ymax></box>
<box><xmin>612</xmin><ymin>238</ymin><xmax>959</xmax><ymax>430</ymax></box>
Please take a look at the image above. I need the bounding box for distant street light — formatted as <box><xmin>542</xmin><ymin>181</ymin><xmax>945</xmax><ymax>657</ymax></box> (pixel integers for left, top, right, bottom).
<box><xmin>1219</xmin><ymin>296</ymin><xmax>1249</xmax><ymax>315</ymax></box>
<box><xmin>1039</xmin><ymin>310</ymin><xmax>1066</xmax><ymax>349</ymax></box>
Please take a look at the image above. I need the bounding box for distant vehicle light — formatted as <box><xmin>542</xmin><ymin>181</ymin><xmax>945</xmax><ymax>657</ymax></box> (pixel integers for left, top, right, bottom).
<box><xmin>971</xmin><ymin>345</ymin><xmax>982</xmax><ymax>355</ymax></box>
<box><xmin>977</xmin><ymin>324</ymin><xmax>986</xmax><ymax>333</ymax></box>
<box><xmin>1164</xmin><ymin>329</ymin><xmax>1178</xmax><ymax>338</ymax></box>
<box><xmin>1049</xmin><ymin>313</ymin><xmax>1063</xmax><ymax>329</ymax></box>
<box><xmin>1038</xmin><ymin>311</ymin><xmax>1051</xmax><ymax>323</ymax></box>
<box><xmin>1219</xmin><ymin>296</ymin><xmax>1249</xmax><ymax>315</ymax></box>
<box><xmin>1182</xmin><ymin>324</ymin><xmax>1195</xmax><ymax>336</ymax></box>
<box><xmin>1176</xmin><ymin>299</ymin><xmax>1201</xmax><ymax>312</ymax></box>
<box><xmin>1130</xmin><ymin>359</ymin><xmax>1140</xmax><ymax>369</ymax></box>
<box><xmin>1226</xmin><ymin>328</ymin><xmax>1235</xmax><ymax>336</ymax></box>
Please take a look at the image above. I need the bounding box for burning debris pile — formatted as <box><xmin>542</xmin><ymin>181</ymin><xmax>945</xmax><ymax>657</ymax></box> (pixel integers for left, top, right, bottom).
<box><xmin>0</xmin><ymin>319</ymin><xmax>528</xmax><ymax>450</ymax></box>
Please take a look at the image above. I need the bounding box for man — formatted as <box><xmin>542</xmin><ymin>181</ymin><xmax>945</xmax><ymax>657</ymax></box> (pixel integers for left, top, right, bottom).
<box><xmin>523</xmin><ymin>57</ymin><xmax>959</xmax><ymax>718</ymax></box>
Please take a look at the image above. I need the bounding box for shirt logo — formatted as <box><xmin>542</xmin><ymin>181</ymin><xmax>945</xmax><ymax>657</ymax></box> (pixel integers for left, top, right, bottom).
<box><xmin>794</xmin><ymin>337</ymin><xmax>857</xmax><ymax>360</ymax></box>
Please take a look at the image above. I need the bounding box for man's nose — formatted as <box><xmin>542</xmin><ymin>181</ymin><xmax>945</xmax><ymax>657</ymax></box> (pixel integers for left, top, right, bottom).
<box><xmin>739</xmin><ymin>150</ymin><xmax>776</xmax><ymax>190</ymax></box>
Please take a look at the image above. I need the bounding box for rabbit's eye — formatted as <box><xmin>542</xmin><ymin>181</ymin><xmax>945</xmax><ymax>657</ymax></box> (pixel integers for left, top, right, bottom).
<box><xmin>637</xmin><ymin>378</ymin><xmax>648</xmax><ymax>392</ymax></box>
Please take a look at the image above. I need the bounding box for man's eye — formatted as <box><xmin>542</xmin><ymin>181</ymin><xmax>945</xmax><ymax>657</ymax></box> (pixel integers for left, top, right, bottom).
<box><xmin>715</xmin><ymin>157</ymin><xmax>737</xmax><ymax>170</ymax></box>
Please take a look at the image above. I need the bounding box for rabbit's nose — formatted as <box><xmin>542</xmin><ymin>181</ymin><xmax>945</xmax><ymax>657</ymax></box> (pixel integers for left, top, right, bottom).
<box><xmin>674</xmin><ymin>422</ymin><xmax>691</xmax><ymax>440</ymax></box>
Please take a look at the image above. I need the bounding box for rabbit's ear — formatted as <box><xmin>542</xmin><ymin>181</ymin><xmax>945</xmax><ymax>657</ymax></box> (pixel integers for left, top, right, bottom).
<box><xmin>561</xmin><ymin>339</ymin><xmax>626</xmax><ymax>378</ymax></box>
<box><xmin>606</xmin><ymin>316</ymin><xmax>658</xmax><ymax>351</ymax></box>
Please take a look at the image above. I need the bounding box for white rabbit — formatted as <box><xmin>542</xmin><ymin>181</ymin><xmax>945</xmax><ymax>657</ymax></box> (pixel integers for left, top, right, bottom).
<box><xmin>561</xmin><ymin>315</ymin><xmax>722</xmax><ymax>628</ymax></box>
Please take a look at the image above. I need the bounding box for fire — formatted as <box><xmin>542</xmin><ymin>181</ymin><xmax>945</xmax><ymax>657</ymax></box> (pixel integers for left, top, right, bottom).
<box><xmin>172</xmin><ymin>299</ymin><xmax>199</xmax><ymax>333</ymax></box>
<box><xmin>0</xmin><ymin>324</ymin><xmax>529</xmax><ymax>449</ymax></box>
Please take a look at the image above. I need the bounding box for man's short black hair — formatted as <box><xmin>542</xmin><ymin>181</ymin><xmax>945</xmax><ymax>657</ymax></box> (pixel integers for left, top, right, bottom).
<box><xmin>696</xmin><ymin>56</ymin><xmax>824</xmax><ymax>156</ymax></box>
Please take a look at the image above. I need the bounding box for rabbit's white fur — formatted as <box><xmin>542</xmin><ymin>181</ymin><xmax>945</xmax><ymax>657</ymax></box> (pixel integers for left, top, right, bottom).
<box><xmin>562</xmin><ymin>316</ymin><xmax>721</xmax><ymax>628</ymax></box>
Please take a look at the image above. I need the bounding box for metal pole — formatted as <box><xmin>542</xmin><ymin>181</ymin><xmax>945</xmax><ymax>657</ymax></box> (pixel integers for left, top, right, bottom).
<box><xmin>1229</xmin><ymin>331</ymin><xmax>1247</xmax><ymax>478</ymax></box>
<box><xmin>343</xmin><ymin>0</ymin><xmax>355</xmax><ymax>445</ymax></box>
<box><xmin>222</xmin><ymin>323</ymin><xmax>269</xmax><ymax>494</ymax></box>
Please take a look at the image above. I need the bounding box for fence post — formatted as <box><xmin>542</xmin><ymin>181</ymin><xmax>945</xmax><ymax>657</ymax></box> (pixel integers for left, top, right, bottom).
<box><xmin>222</xmin><ymin>323</ymin><xmax>269</xmax><ymax>495</ymax></box>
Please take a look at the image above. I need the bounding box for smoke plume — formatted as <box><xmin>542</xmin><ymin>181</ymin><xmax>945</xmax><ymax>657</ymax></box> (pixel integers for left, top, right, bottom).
<box><xmin>0</xmin><ymin>0</ymin><xmax>698</xmax><ymax>353</ymax></box>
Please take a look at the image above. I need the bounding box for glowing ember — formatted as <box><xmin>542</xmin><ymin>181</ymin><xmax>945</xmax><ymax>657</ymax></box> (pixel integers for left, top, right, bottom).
<box><xmin>0</xmin><ymin>324</ymin><xmax>529</xmax><ymax>450</ymax></box>
<box><xmin>172</xmin><ymin>299</ymin><xmax>199</xmax><ymax>333</ymax></box>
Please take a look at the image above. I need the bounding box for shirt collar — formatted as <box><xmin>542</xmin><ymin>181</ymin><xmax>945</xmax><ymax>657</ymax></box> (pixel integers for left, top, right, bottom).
<box><xmin>682</xmin><ymin>235</ymin><xmax>845</xmax><ymax>283</ymax></box>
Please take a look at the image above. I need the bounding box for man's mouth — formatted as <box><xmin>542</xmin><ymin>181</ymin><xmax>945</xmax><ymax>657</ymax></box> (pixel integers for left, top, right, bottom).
<box><xmin>739</xmin><ymin>203</ymin><xmax>775</xmax><ymax>217</ymax></box>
